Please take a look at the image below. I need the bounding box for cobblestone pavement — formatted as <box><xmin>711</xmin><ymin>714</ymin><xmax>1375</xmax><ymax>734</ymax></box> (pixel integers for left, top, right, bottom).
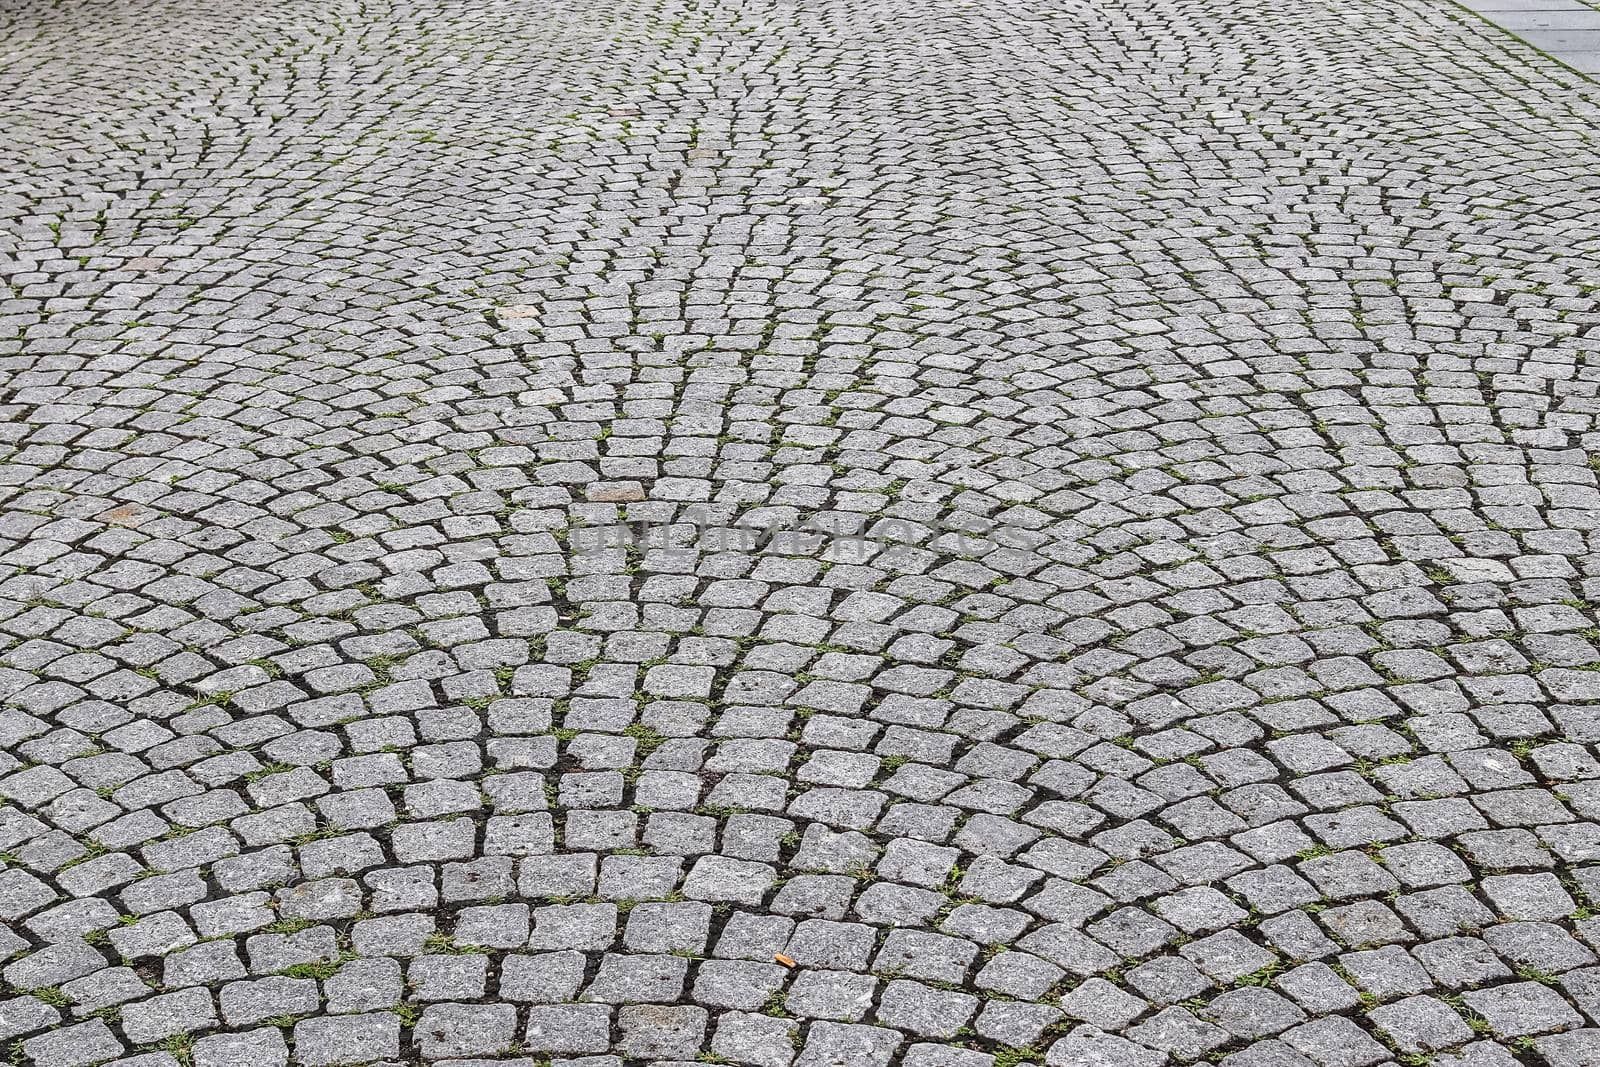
<box><xmin>3</xmin><ymin>0</ymin><xmax>1600</xmax><ymax>1065</ymax></box>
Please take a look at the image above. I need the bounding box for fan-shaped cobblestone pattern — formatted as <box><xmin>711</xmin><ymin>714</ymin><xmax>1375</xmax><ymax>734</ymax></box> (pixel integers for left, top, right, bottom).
<box><xmin>3</xmin><ymin>1</ymin><xmax>1600</xmax><ymax>1065</ymax></box>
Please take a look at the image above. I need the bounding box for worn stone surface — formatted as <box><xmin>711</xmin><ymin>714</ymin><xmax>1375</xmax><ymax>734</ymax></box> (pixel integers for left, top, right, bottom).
<box><xmin>1</xmin><ymin>0</ymin><xmax>1599</xmax><ymax>1064</ymax></box>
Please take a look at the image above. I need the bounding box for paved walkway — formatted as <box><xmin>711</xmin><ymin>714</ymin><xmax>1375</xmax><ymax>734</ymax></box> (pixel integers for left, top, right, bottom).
<box><xmin>1462</xmin><ymin>0</ymin><xmax>1600</xmax><ymax>73</ymax></box>
<box><xmin>3</xmin><ymin>1</ymin><xmax>1600</xmax><ymax>1065</ymax></box>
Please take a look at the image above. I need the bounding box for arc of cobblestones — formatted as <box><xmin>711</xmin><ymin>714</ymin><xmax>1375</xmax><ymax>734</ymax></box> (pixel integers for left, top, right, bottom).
<box><xmin>2</xmin><ymin>0</ymin><xmax>1600</xmax><ymax>1066</ymax></box>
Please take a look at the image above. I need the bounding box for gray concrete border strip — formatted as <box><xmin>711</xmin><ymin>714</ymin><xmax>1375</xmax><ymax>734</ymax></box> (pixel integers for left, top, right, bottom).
<box><xmin>1451</xmin><ymin>0</ymin><xmax>1600</xmax><ymax>75</ymax></box>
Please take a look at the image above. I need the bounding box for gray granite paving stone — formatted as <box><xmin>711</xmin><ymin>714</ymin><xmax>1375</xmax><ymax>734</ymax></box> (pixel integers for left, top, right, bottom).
<box><xmin>2</xmin><ymin>0</ymin><xmax>1600</xmax><ymax>1063</ymax></box>
<box><xmin>291</xmin><ymin>1013</ymin><xmax>401</xmax><ymax>1066</ymax></box>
